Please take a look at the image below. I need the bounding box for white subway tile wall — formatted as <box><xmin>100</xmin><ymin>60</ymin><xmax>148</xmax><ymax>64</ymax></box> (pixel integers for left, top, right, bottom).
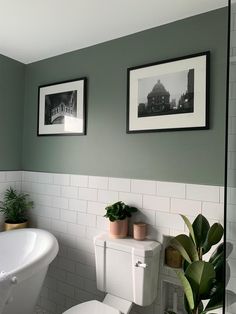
<box><xmin>0</xmin><ymin>171</ymin><xmax>225</xmax><ymax>314</ymax></box>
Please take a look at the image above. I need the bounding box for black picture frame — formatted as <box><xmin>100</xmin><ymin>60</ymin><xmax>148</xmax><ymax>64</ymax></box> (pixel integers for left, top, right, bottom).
<box><xmin>37</xmin><ymin>77</ymin><xmax>87</xmax><ymax>136</ymax></box>
<box><xmin>127</xmin><ymin>52</ymin><xmax>210</xmax><ymax>133</ymax></box>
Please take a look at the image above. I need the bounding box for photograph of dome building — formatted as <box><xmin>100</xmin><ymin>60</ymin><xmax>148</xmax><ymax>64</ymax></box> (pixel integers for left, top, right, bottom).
<box><xmin>138</xmin><ymin>68</ymin><xmax>194</xmax><ymax>118</ymax></box>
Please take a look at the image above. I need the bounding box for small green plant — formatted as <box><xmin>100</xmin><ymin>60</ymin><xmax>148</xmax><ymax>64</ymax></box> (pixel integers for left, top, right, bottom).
<box><xmin>104</xmin><ymin>201</ymin><xmax>138</xmax><ymax>221</ymax></box>
<box><xmin>0</xmin><ymin>187</ymin><xmax>33</xmax><ymax>223</ymax></box>
<box><xmin>168</xmin><ymin>214</ymin><xmax>224</xmax><ymax>314</ymax></box>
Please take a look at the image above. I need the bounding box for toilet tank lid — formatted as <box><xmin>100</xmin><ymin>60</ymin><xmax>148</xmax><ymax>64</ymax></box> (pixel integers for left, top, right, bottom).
<box><xmin>94</xmin><ymin>233</ymin><xmax>161</xmax><ymax>257</ymax></box>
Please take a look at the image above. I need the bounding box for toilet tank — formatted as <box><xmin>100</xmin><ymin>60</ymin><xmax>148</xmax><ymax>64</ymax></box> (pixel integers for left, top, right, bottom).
<box><xmin>94</xmin><ymin>233</ymin><xmax>161</xmax><ymax>306</ymax></box>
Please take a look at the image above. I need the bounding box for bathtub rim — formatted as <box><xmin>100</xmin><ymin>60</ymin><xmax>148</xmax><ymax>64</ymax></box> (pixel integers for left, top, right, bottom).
<box><xmin>0</xmin><ymin>228</ymin><xmax>59</xmax><ymax>282</ymax></box>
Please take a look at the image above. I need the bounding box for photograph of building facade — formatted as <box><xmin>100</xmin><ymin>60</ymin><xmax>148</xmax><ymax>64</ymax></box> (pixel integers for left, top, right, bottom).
<box><xmin>138</xmin><ymin>68</ymin><xmax>194</xmax><ymax>118</ymax></box>
<box><xmin>44</xmin><ymin>90</ymin><xmax>77</xmax><ymax>125</ymax></box>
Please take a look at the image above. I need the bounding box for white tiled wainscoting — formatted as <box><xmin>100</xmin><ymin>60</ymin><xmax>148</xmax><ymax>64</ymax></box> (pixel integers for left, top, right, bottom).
<box><xmin>0</xmin><ymin>171</ymin><xmax>225</xmax><ymax>314</ymax></box>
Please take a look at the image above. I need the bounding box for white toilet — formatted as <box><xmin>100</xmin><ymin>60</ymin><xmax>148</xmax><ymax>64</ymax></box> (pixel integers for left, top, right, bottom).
<box><xmin>63</xmin><ymin>233</ymin><xmax>161</xmax><ymax>314</ymax></box>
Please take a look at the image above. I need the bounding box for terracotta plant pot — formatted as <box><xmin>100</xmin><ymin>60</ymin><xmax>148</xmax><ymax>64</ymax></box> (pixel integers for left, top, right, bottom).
<box><xmin>133</xmin><ymin>222</ymin><xmax>147</xmax><ymax>240</ymax></box>
<box><xmin>4</xmin><ymin>220</ymin><xmax>28</xmax><ymax>231</ymax></box>
<box><xmin>109</xmin><ymin>218</ymin><xmax>128</xmax><ymax>238</ymax></box>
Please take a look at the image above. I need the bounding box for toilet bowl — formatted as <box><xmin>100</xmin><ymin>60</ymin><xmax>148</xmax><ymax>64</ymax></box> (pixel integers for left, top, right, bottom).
<box><xmin>63</xmin><ymin>233</ymin><xmax>161</xmax><ymax>314</ymax></box>
<box><xmin>64</xmin><ymin>294</ymin><xmax>132</xmax><ymax>314</ymax></box>
<box><xmin>63</xmin><ymin>300</ymin><xmax>121</xmax><ymax>314</ymax></box>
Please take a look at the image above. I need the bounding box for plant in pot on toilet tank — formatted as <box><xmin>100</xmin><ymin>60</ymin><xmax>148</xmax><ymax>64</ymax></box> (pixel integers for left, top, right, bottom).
<box><xmin>0</xmin><ymin>187</ymin><xmax>33</xmax><ymax>231</ymax></box>
<box><xmin>104</xmin><ymin>201</ymin><xmax>138</xmax><ymax>238</ymax></box>
<box><xmin>167</xmin><ymin>214</ymin><xmax>224</xmax><ymax>314</ymax></box>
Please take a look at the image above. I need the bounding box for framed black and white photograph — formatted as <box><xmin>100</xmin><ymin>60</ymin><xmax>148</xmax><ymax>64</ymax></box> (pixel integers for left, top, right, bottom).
<box><xmin>38</xmin><ymin>78</ymin><xmax>86</xmax><ymax>136</ymax></box>
<box><xmin>127</xmin><ymin>52</ymin><xmax>210</xmax><ymax>133</ymax></box>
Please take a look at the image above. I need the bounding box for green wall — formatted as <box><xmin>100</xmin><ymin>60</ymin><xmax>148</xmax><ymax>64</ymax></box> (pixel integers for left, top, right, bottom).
<box><xmin>0</xmin><ymin>54</ymin><xmax>25</xmax><ymax>170</ymax></box>
<box><xmin>22</xmin><ymin>8</ymin><xmax>228</xmax><ymax>185</ymax></box>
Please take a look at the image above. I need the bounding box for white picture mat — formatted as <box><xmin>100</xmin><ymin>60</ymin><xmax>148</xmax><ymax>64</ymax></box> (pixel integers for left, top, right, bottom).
<box><xmin>38</xmin><ymin>80</ymin><xmax>84</xmax><ymax>134</ymax></box>
<box><xmin>129</xmin><ymin>55</ymin><xmax>207</xmax><ymax>131</ymax></box>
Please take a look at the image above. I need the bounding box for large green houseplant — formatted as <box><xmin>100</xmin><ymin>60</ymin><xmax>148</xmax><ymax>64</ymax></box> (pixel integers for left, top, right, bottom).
<box><xmin>104</xmin><ymin>201</ymin><xmax>138</xmax><ymax>238</ymax></box>
<box><xmin>0</xmin><ymin>187</ymin><xmax>33</xmax><ymax>231</ymax></box>
<box><xmin>168</xmin><ymin>214</ymin><xmax>224</xmax><ymax>314</ymax></box>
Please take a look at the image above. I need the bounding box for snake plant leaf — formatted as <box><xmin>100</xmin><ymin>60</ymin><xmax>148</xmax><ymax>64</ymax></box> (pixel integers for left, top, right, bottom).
<box><xmin>192</xmin><ymin>214</ymin><xmax>210</xmax><ymax>248</ymax></box>
<box><xmin>170</xmin><ymin>234</ymin><xmax>199</xmax><ymax>263</ymax></box>
<box><xmin>203</xmin><ymin>223</ymin><xmax>224</xmax><ymax>254</ymax></box>
<box><xmin>176</xmin><ymin>270</ymin><xmax>195</xmax><ymax>310</ymax></box>
<box><xmin>185</xmin><ymin>261</ymin><xmax>215</xmax><ymax>297</ymax></box>
<box><xmin>180</xmin><ymin>215</ymin><xmax>196</xmax><ymax>245</ymax></box>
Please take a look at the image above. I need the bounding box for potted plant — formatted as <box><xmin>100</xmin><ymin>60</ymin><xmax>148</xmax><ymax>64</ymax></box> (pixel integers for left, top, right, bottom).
<box><xmin>166</xmin><ymin>214</ymin><xmax>224</xmax><ymax>314</ymax></box>
<box><xmin>0</xmin><ymin>187</ymin><xmax>33</xmax><ymax>231</ymax></box>
<box><xmin>104</xmin><ymin>201</ymin><xmax>138</xmax><ymax>238</ymax></box>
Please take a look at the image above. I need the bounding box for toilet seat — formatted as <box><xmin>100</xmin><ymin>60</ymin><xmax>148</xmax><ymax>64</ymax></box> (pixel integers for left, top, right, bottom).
<box><xmin>63</xmin><ymin>300</ymin><xmax>121</xmax><ymax>314</ymax></box>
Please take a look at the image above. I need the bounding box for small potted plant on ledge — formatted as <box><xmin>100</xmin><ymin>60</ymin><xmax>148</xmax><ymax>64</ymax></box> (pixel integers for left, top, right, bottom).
<box><xmin>104</xmin><ymin>201</ymin><xmax>138</xmax><ymax>238</ymax></box>
<box><xmin>0</xmin><ymin>187</ymin><xmax>34</xmax><ymax>231</ymax></box>
<box><xmin>166</xmin><ymin>214</ymin><xmax>224</xmax><ymax>314</ymax></box>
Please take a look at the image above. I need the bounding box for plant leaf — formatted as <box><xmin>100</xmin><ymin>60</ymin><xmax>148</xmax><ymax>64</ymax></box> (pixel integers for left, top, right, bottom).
<box><xmin>209</xmin><ymin>243</ymin><xmax>224</xmax><ymax>264</ymax></box>
<box><xmin>104</xmin><ymin>201</ymin><xmax>137</xmax><ymax>221</ymax></box>
<box><xmin>184</xmin><ymin>295</ymin><xmax>192</xmax><ymax>314</ymax></box>
<box><xmin>183</xmin><ymin>260</ymin><xmax>190</xmax><ymax>272</ymax></box>
<box><xmin>208</xmin><ymin>246</ymin><xmax>224</xmax><ymax>282</ymax></box>
<box><xmin>198</xmin><ymin>301</ymin><xmax>204</xmax><ymax>313</ymax></box>
<box><xmin>0</xmin><ymin>187</ymin><xmax>33</xmax><ymax>223</ymax></box>
<box><xmin>208</xmin><ymin>281</ymin><xmax>224</xmax><ymax>299</ymax></box>
<box><xmin>170</xmin><ymin>234</ymin><xmax>199</xmax><ymax>263</ymax></box>
<box><xmin>129</xmin><ymin>206</ymin><xmax>138</xmax><ymax>212</ymax></box>
<box><xmin>202</xmin><ymin>287</ymin><xmax>223</xmax><ymax>314</ymax></box>
<box><xmin>203</xmin><ymin>223</ymin><xmax>224</xmax><ymax>254</ymax></box>
<box><xmin>192</xmin><ymin>214</ymin><xmax>210</xmax><ymax>248</ymax></box>
<box><xmin>185</xmin><ymin>261</ymin><xmax>215</xmax><ymax>297</ymax></box>
<box><xmin>176</xmin><ymin>270</ymin><xmax>195</xmax><ymax>310</ymax></box>
<box><xmin>180</xmin><ymin>215</ymin><xmax>196</xmax><ymax>245</ymax></box>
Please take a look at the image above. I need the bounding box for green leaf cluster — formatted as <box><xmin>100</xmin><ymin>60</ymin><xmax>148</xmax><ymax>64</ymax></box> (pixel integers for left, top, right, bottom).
<box><xmin>104</xmin><ymin>201</ymin><xmax>138</xmax><ymax>222</ymax></box>
<box><xmin>169</xmin><ymin>214</ymin><xmax>224</xmax><ymax>314</ymax></box>
<box><xmin>0</xmin><ymin>187</ymin><xmax>34</xmax><ymax>223</ymax></box>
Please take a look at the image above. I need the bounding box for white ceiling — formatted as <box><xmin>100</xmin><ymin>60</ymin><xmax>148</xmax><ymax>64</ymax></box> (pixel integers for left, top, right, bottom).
<box><xmin>0</xmin><ymin>0</ymin><xmax>227</xmax><ymax>64</ymax></box>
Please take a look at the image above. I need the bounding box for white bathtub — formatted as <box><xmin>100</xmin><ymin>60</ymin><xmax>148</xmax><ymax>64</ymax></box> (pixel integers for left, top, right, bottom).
<box><xmin>0</xmin><ymin>228</ymin><xmax>59</xmax><ymax>314</ymax></box>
